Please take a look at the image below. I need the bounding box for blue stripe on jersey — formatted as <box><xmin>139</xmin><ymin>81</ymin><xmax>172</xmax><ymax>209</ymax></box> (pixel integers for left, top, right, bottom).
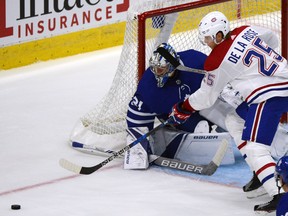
<box><xmin>127</xmin><ymin>104</ymin><xmax>156</xmax><ymax>129</ymax></box>
<box><xmin>127</xmin><ymin>106</ymin><xmax>156</xmax><ymax>116</ymax></box>
<box><xmin>261</xmin><ymin>173</ymin><xmax>274</xmax><ymax>184</ymax></box>
<box><xmin>245</xmin><ymin>82</ymin><xmax>288</xmax><ymax>104</ymax></box>
<box><xmin>248</xmin><ymin>86</ymin><xmax>288</xmax><ymax>104</ymax></box>
<box><xmin>126</xmin><ymin>116</ymin><xmax>155</xmax><ymax>125</ymax></box>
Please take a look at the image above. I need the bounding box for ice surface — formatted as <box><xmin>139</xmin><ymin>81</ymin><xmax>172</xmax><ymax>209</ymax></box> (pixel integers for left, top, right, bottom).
<box><xmin>0</xmin><ymin>46</ymin><xmax>274</xmax><ymax>216</ymax></box>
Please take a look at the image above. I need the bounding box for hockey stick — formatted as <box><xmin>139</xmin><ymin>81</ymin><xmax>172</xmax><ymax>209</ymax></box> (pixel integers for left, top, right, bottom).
<box><xmin>67</xmin><ymin>136</ymin><xmax>228</xmax><ymax>176</ymax></box>
<box><xmin>156</xmin><ymin>46</ymin><xmax>206</xmax><ymax>75</ymax></box>
<box><xmin>59</xmin><ymin>121</ymin><xmax>170</xmax><ymax>175</ymax></box>
<box><xmin>151</xmin><ymin>138</ymin><xmax>228</xmax><ymax>176</ymax></box>
<box><xmin>71</xmin><ymin>141</ymin><xmax>120</xmax><ymax>156</ymax></box>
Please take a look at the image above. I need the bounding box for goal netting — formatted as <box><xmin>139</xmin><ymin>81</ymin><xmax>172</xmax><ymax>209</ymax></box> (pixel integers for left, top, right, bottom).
<box><xmin>70</xmin><ymin>0</ymin><xmax>287</xmax><ymax>152</ymax></box>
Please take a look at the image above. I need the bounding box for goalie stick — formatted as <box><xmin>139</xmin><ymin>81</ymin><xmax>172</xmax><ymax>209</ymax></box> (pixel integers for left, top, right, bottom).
<box><xmin>59</xmin><ymin>121</ymin><xmax>170</xmax><ymax>175</ymax></box>
<box><xmin>151</xmin><ymin>138</ymin><xmax>228</xmax><ymax>176</ymax></box>
<box><xmin>63</xmin><ymin>135</ymin><xmax>228</xmax><ymax>176</ymax></box>
<box><xmin>156</xmin><ymin>46</ymin><xmax>206</xmax><ymax>75</ymax></box>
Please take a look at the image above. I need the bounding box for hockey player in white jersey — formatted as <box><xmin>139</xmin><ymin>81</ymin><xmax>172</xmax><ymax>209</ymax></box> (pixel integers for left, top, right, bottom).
<box><xmin>223</xmin><ymin>86</ymin><xmax>288</xmax><ymax>200</ymax></box>
<box><xmin>169</xmin><ymin>11</ymin><xmax>288</xmax><ymax>213</ymax></box>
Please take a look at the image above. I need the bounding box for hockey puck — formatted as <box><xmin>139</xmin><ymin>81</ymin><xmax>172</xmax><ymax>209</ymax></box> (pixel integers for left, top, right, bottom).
<box><xmin>11</xmin><ymin>204</ymin><xmax>21</xmax><ymax>210</ymax></box>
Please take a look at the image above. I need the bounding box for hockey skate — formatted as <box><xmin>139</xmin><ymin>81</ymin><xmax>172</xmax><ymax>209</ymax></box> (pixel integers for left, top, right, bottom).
<box><xmin>243</xmin><ymin>172</ymin><xmax>267</xmax><ymax>199</ymax></box>
<box><xmin>254</xmin><ymin>193</ymin><xmax>284</xmax><ymax>214</ymax></box>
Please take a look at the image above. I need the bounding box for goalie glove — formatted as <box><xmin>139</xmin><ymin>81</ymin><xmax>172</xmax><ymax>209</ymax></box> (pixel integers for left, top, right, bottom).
<box><xmin>168</xmin><ymin>99</ymin><xmax>195</xmax><ymax>125</ymax></box>
<box><xmin>124</xmin><ymin>127</ymin><xmax>150</xmax><ymax>170</ymax></box>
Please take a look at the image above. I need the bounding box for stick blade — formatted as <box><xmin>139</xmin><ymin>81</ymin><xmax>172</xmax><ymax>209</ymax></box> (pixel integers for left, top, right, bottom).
<box><xmin>212</xmin><ymin>138</ymin><xmax>229</xmax><ymax>166</ymax></box>
<box><xmin>79</xmin><ymin>164</ymin><xmax>102</xmax><ymax>175</ymax></box>
<box><xmin>59</xmin><ymin>158</ymin><xmax>81</xmax><ymax>174</ymax></box>
<box><xmin>202</xmin><ymin>161</ymin><xmax>218</xmax><ymax>176</ymax></box>
<box><xmin>59</xmin><ymin>158</ymin><xmax>102</xmax><ymax>175</ymax></box>
<box><xmin>202</xmin><ymin>139</ymin><xmax>229</xmax><ymax>176</ymax></box>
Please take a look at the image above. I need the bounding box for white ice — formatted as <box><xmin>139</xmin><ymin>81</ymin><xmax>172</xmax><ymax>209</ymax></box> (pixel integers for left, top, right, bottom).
<box><xmin>0</xmin><ymin>46</ymin><xmax>273</xmax><ymax>216</ymax></box>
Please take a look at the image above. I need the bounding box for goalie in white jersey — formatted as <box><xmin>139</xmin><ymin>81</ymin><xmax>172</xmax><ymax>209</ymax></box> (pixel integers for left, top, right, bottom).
<box><xmin>169</xmin><ymin>11</ymin><xmax>288</xmax><ymax>214</ymax></box>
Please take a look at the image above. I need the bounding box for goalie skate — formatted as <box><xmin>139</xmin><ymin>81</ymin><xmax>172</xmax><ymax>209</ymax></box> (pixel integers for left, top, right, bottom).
<box><xmin>243</xmin><ymin>172</ymin><xmax>267</xmax><ymax>199</ymax></box>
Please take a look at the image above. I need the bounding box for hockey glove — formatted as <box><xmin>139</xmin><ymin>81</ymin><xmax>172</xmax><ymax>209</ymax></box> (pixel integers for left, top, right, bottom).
<box><xmin>168</xmin><ymin>100</ymin><xmax>195</xmax><ymax>125</ymax></box>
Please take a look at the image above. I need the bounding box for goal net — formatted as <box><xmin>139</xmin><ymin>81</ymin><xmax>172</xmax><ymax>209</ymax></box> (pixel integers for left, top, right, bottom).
<box><xmin>70</xmin><ymin>0</ymin><xmax>287</xmax><ymax>152</ymax></box>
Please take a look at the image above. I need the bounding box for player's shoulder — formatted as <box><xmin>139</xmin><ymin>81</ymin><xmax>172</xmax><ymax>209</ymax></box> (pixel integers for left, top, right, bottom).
<box><xmin>178</xmin><ymin>49</ymin><xmax>207</xmax><ymax>60</ymax></box>
<box><xmin>178</xmin><ymin>49</ymin><xmax>207</xmax><ymax>70</ymax></box>
<box><xmin>277</xmin><ymin>192</ymin><xmax>288</xmax><ymax>216</ymax></box>
<box><xmin>280</xmin><ymin>192</ymin><xmax>288</xmax><ymax>202</ymax></box>
<box><xmin>178</xmin><ymin>49</ymin><xmax>207</xmax><ymax>56</ymax></box>
<box><xmin>138</xmin><ymin>68</ymin><xmax>156</xmax><ymax>88</ymax></box>
<box><xmin>204</xmin><ymin>26</ymin><xmax>249</xmax><ymax>72</ymax></box>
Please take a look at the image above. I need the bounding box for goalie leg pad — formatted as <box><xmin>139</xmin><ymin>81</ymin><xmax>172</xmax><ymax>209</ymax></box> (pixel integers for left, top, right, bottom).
<box><xmin>150</xmin><ymin>127</ymin><xmax>235</xmax><ymax>165</ymax></box>
<box><xmin>124</xmin><ymin>127</ymin><xmax>150</xmax><ymax>170</ymax></box>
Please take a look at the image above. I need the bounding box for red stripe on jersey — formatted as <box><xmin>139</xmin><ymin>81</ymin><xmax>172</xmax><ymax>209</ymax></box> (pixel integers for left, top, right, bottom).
<box><xmin>255</xmin><ymin>162</ymin><xmax>276</xmax><ymax>175</ymax></box>
<box><xmin>238</xmin><ymin>141</ymin><xmax>247</xmax><ymax>150</ymax></box>
<box><xmin>251</xmin><ymin>102</ymin><xmax>265</xmax><ymax>142</ymax></box>
<box><xmin>204</xmin><ymin>26</ymin><xmax>249</xmax><ymax>72</ymax></box>
<box><xmin>245</xmin><ymin>81</ymin><xmax>288</xmax><ymax>103</ymax></box>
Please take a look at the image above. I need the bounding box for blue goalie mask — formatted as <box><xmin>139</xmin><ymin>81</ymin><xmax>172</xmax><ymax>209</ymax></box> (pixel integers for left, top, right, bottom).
<box><xmin>149</xmin><ymin>43</ymin><xmax>179</xmax><ymax>87</ymax></box>
<box><xmin>275</xmin><ymin>156</ymin><xmax>288</xmax><ymax>187</ymax></box>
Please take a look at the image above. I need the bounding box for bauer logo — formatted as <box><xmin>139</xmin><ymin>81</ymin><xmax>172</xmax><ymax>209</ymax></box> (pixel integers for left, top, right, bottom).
<box><xmin>0</xmin><ymin>0</ymin><xmax>130</xmax><ymax>46</ymax></box>
<box><xmin>160</xmin><ymin>160</ymin><xmax>203</xmax><ymax>174</ymax></box>
<box><xmin>193</xmin><ymin>135</ymin><xmax>218</xmax><ymax>140</ymax></box>
<box><xmin>125</xmin><ymin>149</ymin><xmax>130</xmax><ymax>164</ymax></box>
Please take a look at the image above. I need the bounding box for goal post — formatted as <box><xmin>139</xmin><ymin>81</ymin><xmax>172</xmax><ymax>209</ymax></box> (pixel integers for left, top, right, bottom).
<box><xmin>281</xmin><ymin>0</ymin><xmax>288</xmax><ymax>122</ymax></box>
<box><xmin>70</xmin><ymin>0</ymin><xmax>287</xmax><ymax>151</ymax></box>
<box><xmin>282</xmin><ymin>0</ymin><xmax>288</xmax><ymax>59</ymax></box>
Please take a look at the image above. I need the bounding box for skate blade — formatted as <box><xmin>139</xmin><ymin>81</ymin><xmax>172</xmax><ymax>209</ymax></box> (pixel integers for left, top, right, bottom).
<box><xmin>246</xmin><ymin>186</ymin><xmax>268</xmax><ymax>199</ymax></box>
<box><xmin>254</xmin><ymin>210</ymin><xmax>275</xmax><ymax>215</ymax></box>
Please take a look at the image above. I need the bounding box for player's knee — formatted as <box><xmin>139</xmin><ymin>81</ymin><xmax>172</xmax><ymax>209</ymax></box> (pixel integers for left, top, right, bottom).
<box><xmin>245</xmin><ymin>142</ymin><xmax>271</xmax><ymax>159</ymax></box>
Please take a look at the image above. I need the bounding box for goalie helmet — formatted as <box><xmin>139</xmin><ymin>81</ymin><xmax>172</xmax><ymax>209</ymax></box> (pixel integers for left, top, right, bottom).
<box><xmin>275</xmin><ymin>156</ymin><xmax>288</xmax><ymax>185</ymax></box>
<box><xmin>198</xmin><ymin>11</ymin><xmax>230</xmax><ymax>46</ymax></box>
<box><xmin>149</xmin><ymin>43</ymin><xmax>179</xmax><ymax>88</ymax></box>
